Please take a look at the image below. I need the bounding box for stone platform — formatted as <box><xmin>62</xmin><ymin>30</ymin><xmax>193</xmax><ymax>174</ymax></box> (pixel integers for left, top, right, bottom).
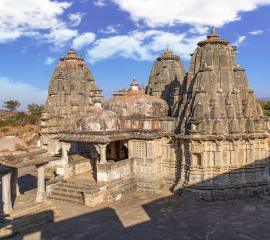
<box><xmin>48</xmin><ymin>172</ymin><xmax>105</xmax><ymax>207</ymax></box>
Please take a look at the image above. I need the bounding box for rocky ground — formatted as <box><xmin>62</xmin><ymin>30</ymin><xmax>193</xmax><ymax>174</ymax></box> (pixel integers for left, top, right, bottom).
<box><xmin>0</xmin><ymin>124</ymin><xmax>39</xmax><ymax>147</ymax></box>
<box><xmin>1</xmin><ymin>170</ymin><xmax>270</xmax><ymax>240</ymax></box>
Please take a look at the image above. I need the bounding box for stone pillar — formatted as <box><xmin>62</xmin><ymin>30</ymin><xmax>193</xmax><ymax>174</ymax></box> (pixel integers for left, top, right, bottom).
<box><xmin>56</xmin><ymin>142</ymin><xmax>71</xmax><ymax>177</ymax></box>
<box><xmin>180</xmin><ymin>142</ymin><xmax>186</xmax><ymax>186</ymax></box>
<box><xmin>128</xmin><ymin>141</ymin><xmax>133</xmax><ymax>158</ymax></box>
<box><xmin>11</xmin><ymin>169</ymin><xmax>20</xmax><ymax>198</ymax></box>
<box><xmin>100</xmin><ymin>144</ymin><xmax>107</xmax><ymax>164</ymax></box>
<box><xmin>95</xmin><ymin>144</ymin><xmax>108</xmax><ymax>164</ymax></box>
<box><xmin>215</xmin><ymin>142</ymin><xmax>222</xmax><ymax>167</ymax></box>
<box><xmin>2</xmin><ymin>172</ymin><xmax>12</xmax><ymax>214</ymax></box>
<box><xmin>62</xmin><ymin>142</ymin><xmax>71</xmax><ymax>166</ymax></box>
<box><xmin>246</xmin><ymin>141</ymin><xmax>255</xmax><ymax>164</ymax></box>
<box><xmin>36</xmin><ymin>165</ymin><xmax>46</xmax><ymax>203</ymax></box>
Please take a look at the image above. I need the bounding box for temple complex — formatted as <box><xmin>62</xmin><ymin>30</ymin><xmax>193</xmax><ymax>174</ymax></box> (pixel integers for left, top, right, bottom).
<box><xmin>38</xmin><ymin>29</ymin><xmax>268</xmax><ymax>203</ymax></box>
<box><xmin>1</xmin><ymin>28</ymin><xmax>270</xmax><ymax>237</ymax></box>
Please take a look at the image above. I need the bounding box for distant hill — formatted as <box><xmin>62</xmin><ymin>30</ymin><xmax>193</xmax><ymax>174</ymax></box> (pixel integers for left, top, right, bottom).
<box><xmin>257</xmin><ymin>97</ymin><xmax>270</xmax><ymax>102</ymax></box>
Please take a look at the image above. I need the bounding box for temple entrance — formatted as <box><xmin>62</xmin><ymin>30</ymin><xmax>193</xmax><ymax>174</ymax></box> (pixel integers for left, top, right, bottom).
<box><xmin>106</xmin><ymin>141</ymin><xmax>128</xmax><ymax>162</ymax></box>
<box><xmin>70</xmin><ymin>142</ymin><xmax>99</xmax><ymax>182</ymax></box>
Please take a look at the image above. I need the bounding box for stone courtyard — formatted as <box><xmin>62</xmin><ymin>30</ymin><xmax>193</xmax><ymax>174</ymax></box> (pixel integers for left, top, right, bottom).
<box><xmin>5</xmin><ymin>171</ymin><xmax>270</xmax><ymax>240</ymax></box>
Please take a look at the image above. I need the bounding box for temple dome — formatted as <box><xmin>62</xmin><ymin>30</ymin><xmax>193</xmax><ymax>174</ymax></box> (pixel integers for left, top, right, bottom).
<box><xmin>157</xmin><ymin>48</ymin><xmax>180</xmax><ymax>61</ymax></box>
<box><xmin>198</xmin><ymin>26</ymin><xmax>229</xmax><ymax>47</ymax></box>
<box><xmin>107</xmin><ymin>80</ymin><xmax>169</xmax><ymax>118</ymax></box>
<box><xmin>77</xmin><ymin>104</ymin><xmax>120</xmax><ymax>131</ymax></box>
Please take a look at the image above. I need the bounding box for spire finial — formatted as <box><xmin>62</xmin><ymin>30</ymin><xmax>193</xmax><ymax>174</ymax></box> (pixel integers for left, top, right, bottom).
<box><xmin>130</xmin><ymin>78</ymin><xmax>139</xmax><ymax>90</ymax></box>
<box><xmin>67</xmin><ymin>48</ymin><xmax>76</xmax><ymax>56</ymax></box>
<box><xmin>211</xmin><ymin>26</ymin><xmax>216</xmax><ymax>34</ymax></box>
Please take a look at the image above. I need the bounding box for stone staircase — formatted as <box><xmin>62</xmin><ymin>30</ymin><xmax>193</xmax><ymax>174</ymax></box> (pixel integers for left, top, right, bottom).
<box><xmin>48</xmin><ymin>179</ymin><xmax>104</xmax><ymax>205</ymax></box>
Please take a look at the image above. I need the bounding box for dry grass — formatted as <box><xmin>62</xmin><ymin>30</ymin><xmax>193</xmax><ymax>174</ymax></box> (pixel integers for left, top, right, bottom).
<box><xmin>0</xmin><ymin>124</ymin><xmax>40</xmax><ymax>146</ymax></box>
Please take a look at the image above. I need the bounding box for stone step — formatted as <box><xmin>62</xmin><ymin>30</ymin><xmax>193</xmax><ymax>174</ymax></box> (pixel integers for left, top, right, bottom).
<box><xmin>57</xmin><ymin>181</ymin><xmax>101</xmax><ymax>194</ymax></box>
<box><xmin>51</xmin><ymin>188</ymin><xmax>84</xmax><ymax>199</ymax></box>
<box><xmin>54</xmin><ymin>184</ymin><xmax>100</xmax><ymax>194</ymax></box>
<box><xmin>49</xmin><ymin>192</ymin><xmax>84</xmax><ymax>204</ymax></box>
<box><xmin>48</xmin><ymin>179</ymin><xmax>105</xmax><ymax>205</ymax></box>
<box><xmin>62</xmin><ymin>179</ymin><xmax>99</xmax><ymax>188</ymax></box>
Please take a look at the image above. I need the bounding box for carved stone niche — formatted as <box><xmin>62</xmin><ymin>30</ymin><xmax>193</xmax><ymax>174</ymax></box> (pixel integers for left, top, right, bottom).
<box><xmin>213</xmin><ymin>119</ymin><xmax>224</xmax><ymax>135</ymax></box>
<box><xmin>254</xmin><ymin>119</ymin><xmax>264</xmax><ymax>133</ymax></box>
<box><xmin>246</xmin><ymin>119</ymin><xmax>255</xmax><ymax>133</ymax></box>
<box><xmin>192</xmin><ymin>153</ymin><xmax>203</xmax><ymax>167</ymax></box>
<box><xmin>189</xmin><ymin>120</ymin><xmax>203</xmax><ymax>133</ymax></box>
<box><xmin>229</xmin><ymin>119</ymin><xmax>239</xmax><ymax>134</ymax></box>
<box><xmin>70</xmin><ymin>99</ymin><xmax>79</xmax><ymax>106</ymax></box>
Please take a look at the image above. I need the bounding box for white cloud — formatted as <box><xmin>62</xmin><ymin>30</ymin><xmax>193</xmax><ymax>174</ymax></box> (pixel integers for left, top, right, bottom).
<box><xmin>233</xmin><ymin>35</ymin><xmax>246</xmax><ymax>46</ymax></box>
<box><xmin>72</xmin><ymin>32</ymin><xmax>96</xmax><ymax>50</ymax></box>
<box><xmin>113</xmin><ymin>0</ymin><xmax>270</xmax><ymax>27</ymax></box>
<box><xmin>94</xmin><ymin>0</ymin><xmax>108</xmax><ymax>7</ymax></box>
<box><xmin>99</xmin><ymin>24</ymin><xmax>122</xmax><ymax>34</ymax></box>
<box><xmin>0</xmin><ymin>0</ymin><xmax>83</xmax><ymax>47</ymax></box>
<box><xmin>44</xmin><ymin>28</ymin><xmax>78</xmax><ymax>48</ymax></box>
<box><xmin>68</xmin><ymin>12</ymin><xmax>84</xmax><ymax>27</ymax></box>
<box><xmin>189</xmin><ymin>26</ymin><xmax>209</xmax><ymax>34</ymax></box>
<box><xmin>249</xmin><ymin>30</ymin><xmax>264</xmax><ymax>35</ymax></box>
<box><xmin>0</xmin><ymin>76</ymin><xmax>47</xmax><ymax>110</ymax></box>
<box><xmin>45</xmin><ymin>57</ymin><xmax>55</xmax><ymax>65</ymax></box>
<box><xmin>88</xmin><ymin>30</ymin><xmax>205</xmax><ymax>63</ymax></box>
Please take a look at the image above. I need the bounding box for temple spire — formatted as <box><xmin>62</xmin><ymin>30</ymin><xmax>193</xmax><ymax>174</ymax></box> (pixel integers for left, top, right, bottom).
<box><xmin>211</xmin><ymin>26</ymin><xmax>216</xmax><ymax>35</ymax></box>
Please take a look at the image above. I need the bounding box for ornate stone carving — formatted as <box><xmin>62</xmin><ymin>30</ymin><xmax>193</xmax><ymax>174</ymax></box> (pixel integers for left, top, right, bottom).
<box><xmin>146</xmin><ymin>48</ymin><xmax>185</xmax><ymax>115</ymax></box>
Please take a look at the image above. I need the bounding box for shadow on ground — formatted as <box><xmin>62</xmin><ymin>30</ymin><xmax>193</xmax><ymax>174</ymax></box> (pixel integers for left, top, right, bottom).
<box><xmin>11</xmin><ymin>192</ymin><xmax>270</xmax><ymax>240</ymax></box>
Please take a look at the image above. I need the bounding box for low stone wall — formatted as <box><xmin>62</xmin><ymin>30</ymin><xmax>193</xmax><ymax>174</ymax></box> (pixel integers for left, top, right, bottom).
<box><xmin>104</xmin><ymin>175</ymin><xmax>137</xmax><ymax>202</ymax></box>
<box><xmin>84</xmin><ymin>190</ymin><xmax>105</xmax><ymax>207</ymax></box>
<box><xmin>95</xmin><ymin>157</ymin><xmax>166</xmax><ymax>202</ymax></box>
<box><xmin>65</xmin><ymin>160</ymin><xmax>92</xmax><ymax>179</ymax></box>
<box><xmin>97</xmin><ymin>159</ymin><xmax>133</xmax><ymax>183</ymax></box>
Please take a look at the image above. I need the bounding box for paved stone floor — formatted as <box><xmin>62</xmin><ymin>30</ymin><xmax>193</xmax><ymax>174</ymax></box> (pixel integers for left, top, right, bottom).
<box><xmin>1</xmin><ymin>168</ymin><xmax>270</xmax><ymax>240</ymax></box>
<box><xmin>10</xmin><ymin>190</ymin><xmax>270</xmax><ymax>240</ymax></box>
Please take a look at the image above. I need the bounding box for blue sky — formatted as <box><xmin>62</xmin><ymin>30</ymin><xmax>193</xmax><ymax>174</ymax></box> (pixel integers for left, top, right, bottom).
<box><xmin>0</xmin><ymin>0</ymin><xmax>270</xmax><ymax>110</ymax></box>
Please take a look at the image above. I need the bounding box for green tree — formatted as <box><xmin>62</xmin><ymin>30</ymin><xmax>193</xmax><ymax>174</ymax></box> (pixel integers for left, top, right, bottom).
<box><xmin>3</xmin><ymin>100</ymin><xmax>21</xmax><ymax>112</ymax></box>
<box><xmin>264</xmin><ymin>102</ymin><xmax>270</xmax><ymax>110</ymax></box>
<box><xmin>27</xmin><ymin>103</ymin><xmax>44</xmax><ymax>116</ymax></box>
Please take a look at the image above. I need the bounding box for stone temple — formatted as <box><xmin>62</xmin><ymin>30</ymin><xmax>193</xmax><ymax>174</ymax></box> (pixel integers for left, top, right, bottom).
<box><xmin>1</xmin><ymin>29</ymin><xmax>270</xmax><ymax>236</ymax></box>
<box><xmin>40</xmin><ymin>28</ymin><xmax>269</xmax><ymax>201</ymax></box>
